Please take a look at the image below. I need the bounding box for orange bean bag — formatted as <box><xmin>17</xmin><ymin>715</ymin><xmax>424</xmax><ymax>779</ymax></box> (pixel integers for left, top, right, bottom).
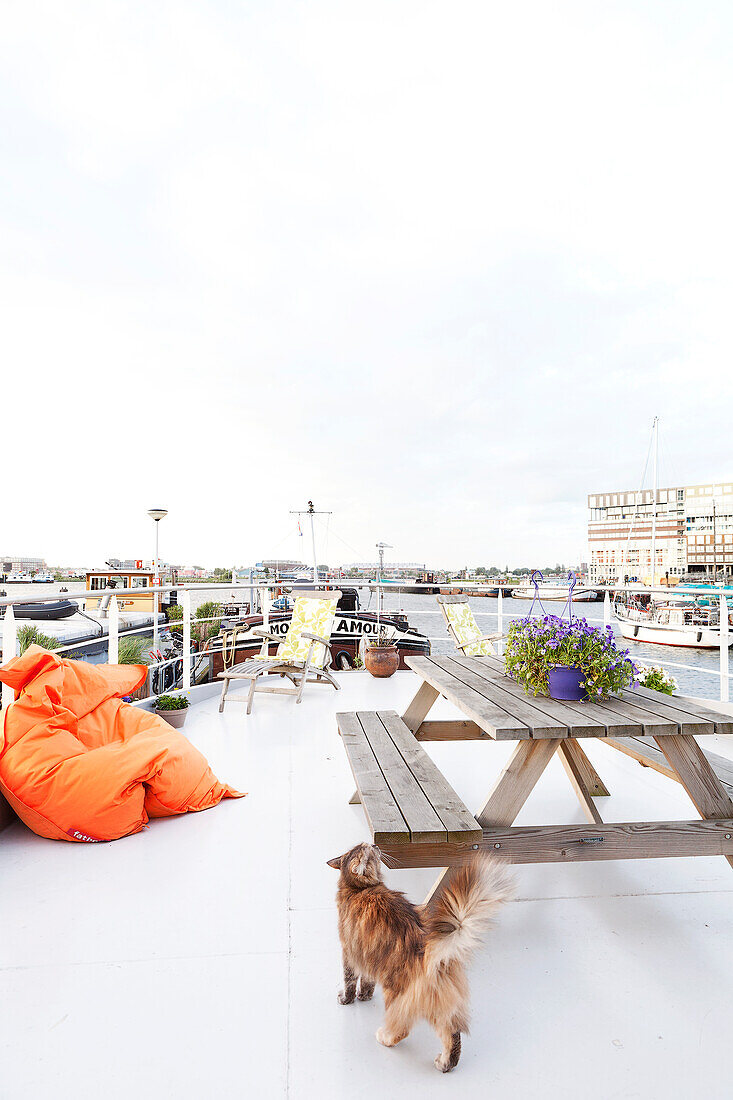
<box><xmin>0</xmin><ymin>646</ymin><xmax>244</xmax><ymax>842</ymax></box>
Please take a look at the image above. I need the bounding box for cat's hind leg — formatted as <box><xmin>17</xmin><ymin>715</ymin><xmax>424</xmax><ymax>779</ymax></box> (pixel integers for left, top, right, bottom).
<box><xmin>338</xmin><ymin>956</ymin><xmax>358</xmax><ymax>1005</ymax></box>
<box><xmin>434</xmin><ymin>1027</ymin><xmax>461</xmax><ymax>1073</ymax></box>
<box><xmin>375</xmin><ymin>995</ymin><xmax>413</xmax><ymax>1048</ymax></box>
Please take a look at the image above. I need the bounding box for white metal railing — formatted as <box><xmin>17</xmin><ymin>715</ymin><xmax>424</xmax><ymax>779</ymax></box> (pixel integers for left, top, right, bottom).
<box><xmin>1</xmin><ymin>579</ymin><xmax>731</xmax><ymax>707</ymax></box>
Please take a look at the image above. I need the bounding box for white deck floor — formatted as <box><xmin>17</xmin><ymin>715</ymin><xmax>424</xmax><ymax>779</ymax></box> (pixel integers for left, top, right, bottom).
<box><xmin>2</xmin><ymin>671</ymin><xmax>733</xmax><ymax>1099</ymax></box>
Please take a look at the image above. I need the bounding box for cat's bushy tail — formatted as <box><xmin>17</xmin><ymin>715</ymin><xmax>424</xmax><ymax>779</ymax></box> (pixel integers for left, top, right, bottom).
<box><xmin>424</xmin><ymin>856</ymin><xmax>515</xmax><ymax>972</ymax></box>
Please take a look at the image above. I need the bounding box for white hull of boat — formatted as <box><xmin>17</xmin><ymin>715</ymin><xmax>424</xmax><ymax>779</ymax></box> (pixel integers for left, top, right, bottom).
<box><xmin>616</xmin><ymin>618</ymin><xmax>728</xmax><ymax>648</ymax></box>
<box><xmin>511</xmin><ymin>585</ymin><xmax>598</xmax><ymax>601</ymax></box>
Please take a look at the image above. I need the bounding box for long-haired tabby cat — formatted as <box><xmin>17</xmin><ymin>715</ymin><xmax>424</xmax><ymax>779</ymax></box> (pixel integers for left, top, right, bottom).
<box><xmin>327</xmin><ymin>842</ymin><xmax>514</xmax><ymax>1072</ymax></box>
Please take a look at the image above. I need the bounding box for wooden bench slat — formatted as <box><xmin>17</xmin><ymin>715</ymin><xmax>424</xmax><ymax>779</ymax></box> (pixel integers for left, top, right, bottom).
<box><xmin>452</xmin><ymin>657</ymin><xmax>599</xmax><ymax>738</ymax></box>
<box><xmin>620</xmin><ymin>682</ymin><xmax>730</xmax><ymax>734</ymax></box>
<box><xmin>378</xmin><ymin>712</ymin><xmax>482</xmax><ymax>843</ymax></box>
<box><xmin>358</xmin><ymin>712</ymin><xmax>447</xmax><ymax>843</ymax></box>
<box><xmin>480</xmin><ymin>655</ymin><xmax>679</xmax><ymax>737</ymax></box>
<box><xmin>405</xmin><ymin>656</ymin><xmax>531</xmax><ymax>740</ymax></box>
<box><xmin>480</xmin><ymin>656</ymin><xmax>645</xmax><ymax>736</ymax></box>
<box><xmin>336</xmin><ymin>713</ymin><xmax>410</xmax><ymax>844</ymax></box>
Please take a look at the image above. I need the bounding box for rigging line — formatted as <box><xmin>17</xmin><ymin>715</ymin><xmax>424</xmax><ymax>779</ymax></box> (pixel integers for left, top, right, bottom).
<box><xmin>267</xmin><ymin>523</ymin><xmax>302</xmax><ymax>557</ymax></box>
<box><xmin>313</xmin><ymin>515</ymin><xmax>367</xmax><ymax>562</ymax></box>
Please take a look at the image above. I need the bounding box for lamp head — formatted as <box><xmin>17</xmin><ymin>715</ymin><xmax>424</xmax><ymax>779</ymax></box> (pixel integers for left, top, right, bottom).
<box><xmin>148</xmin><ymin>509</ymin><xmax>168</xmax><ymax>522</ymax></box>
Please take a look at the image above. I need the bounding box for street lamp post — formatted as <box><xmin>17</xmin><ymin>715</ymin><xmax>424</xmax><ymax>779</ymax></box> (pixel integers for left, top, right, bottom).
<box><xmin>148</xmin><ymin>509</ymin><xmax>168</xmax><ymax>654</ymax></box>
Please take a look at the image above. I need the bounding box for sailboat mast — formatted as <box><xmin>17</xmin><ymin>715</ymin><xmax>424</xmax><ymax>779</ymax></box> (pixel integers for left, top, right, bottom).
<box><xmin>651</xmin><ymin>416</ymin><xmax>659</xmax><ymax>589</ymax></box>
<box><xmin>290</xmin><ymin>501</ymin><xmax>331</xmax><ymax>587</ymax></box>
<box><xmin>308</xmin><ymin>501</ymin><xmax>318</xmax><ymax>584</ymax></box>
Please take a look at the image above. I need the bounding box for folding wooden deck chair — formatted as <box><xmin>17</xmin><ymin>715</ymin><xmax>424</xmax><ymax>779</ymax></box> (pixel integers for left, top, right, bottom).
<box><xmin>436</xmin><ymin>593</ymin><xmax>503</xmax><ymax>655</ymax></box>
<box><xmin>217</xmin><ymin>590</ymin><xmax>342</xmax><ymax>714</ymax></box>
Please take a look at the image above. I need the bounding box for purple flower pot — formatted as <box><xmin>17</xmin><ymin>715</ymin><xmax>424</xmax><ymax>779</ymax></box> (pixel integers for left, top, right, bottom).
<box><xmin>547</xmin><ymin>665</ymin><xmax>585</xmax><ymax>701</ymax></box>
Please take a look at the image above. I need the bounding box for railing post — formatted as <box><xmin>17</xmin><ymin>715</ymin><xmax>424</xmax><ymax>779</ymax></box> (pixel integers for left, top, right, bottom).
<box><xmin>497</xmin><ymin>588</ymin><xmax>503</xmax><ymax>655</ymax></box>
<box><xmin>720</xmin><ymin>593</ymin><xmax>729</xmax><ymax>703</ymax></box>
<box><xmin>603</xmin><ymin>590</ymin><xmax>611</xmax><ymax>628</ymax></box>
<box><xmin>182</xmin><ymin>589</ymin><xmax>191</xmax><ymax>690</ymax></box>
<box><xmin>108</xmin><ymin>596</ymin><xmax>119</xmax><ymax>664</ymax></box>
<box><xmin>1</xmin><ymin>604</ymin><xmax>17</xmax><ymax>710</ymax></box>
<box><xmin>153</xmin><ymin>582</ymin><xmax>160</xmax><ymax>655</ymax></box>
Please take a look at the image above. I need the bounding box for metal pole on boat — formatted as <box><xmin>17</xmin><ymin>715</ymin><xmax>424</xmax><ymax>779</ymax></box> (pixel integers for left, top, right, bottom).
<box><xmin>1</xmin><ymin>604</ymin><xmax>17</xmax><ymax>710</ymax></box>
<box><xmin>375</xmin><ymin>543</ymin><xmax>392</xmax><ymax>631</ymax></box>
<box><xmin>604</xmin><ymin>589</ymin><xmax>611</xmax><ymax>628</ymax></box>
<box><xmin>308</xmin><ymin>503</ymin><xmax>318</xmax><ymax>585</ymax></box>
<box><xmin>108</xmin><ymin>596</ymin><xmax>119</xmax><ymax>664</ymax></box>
<box><xmin>182</xmin><ymin>589</ymin><xmax>191</xmax><ymax>691</ymax></box>
<box><xmin>720</xmin><ymin>592</ymin><xmax>729</xmax><ymax>702</ymax></box>
<box><xmin>497</xmin><ymin>587</ymin><xmax>503</xmax><ymax>655</ymax></box>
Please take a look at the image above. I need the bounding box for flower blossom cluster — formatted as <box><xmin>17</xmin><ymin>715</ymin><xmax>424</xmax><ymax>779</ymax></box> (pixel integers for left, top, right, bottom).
<box><xmin>504</xmin><ymin>614</ymin><xmax>638</xmax><ymax>699</ymax></box>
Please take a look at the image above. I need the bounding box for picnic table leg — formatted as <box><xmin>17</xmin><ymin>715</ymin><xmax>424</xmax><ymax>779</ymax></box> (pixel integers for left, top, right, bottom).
<box><xmin>560</xmin><ymin>740</ymin><xmax>610</xmax><ymax>797</ymax></box>
<box><xmin>655</xmin><ymin>734</ymin><xmax>733</xmax><ymax>871</ymax></box>
<box><xmin>402</xmin><ymin>682</ymin><xmax>440</xmax><ymax>734</ymax></box>
<box><xmin>558</xmin><ymin>742</ymin><xmax>603</xmax><ymax>825</ymax></box>
<box><xmin>423</xmin><ymin>738</ymin><xmax>562</xmax><ymax>906</ymax></box>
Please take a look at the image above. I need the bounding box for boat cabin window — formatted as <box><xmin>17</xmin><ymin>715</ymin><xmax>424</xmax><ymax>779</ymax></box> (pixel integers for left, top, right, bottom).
<box><xmin>130</xmin><ymin>576</ymin><xmax>149</xmax><ymax>589</ymax></box>
<box><xmin>89</xmin><ymin>576</ymin><xmax>129</xmax><ymax>590</ymax></box>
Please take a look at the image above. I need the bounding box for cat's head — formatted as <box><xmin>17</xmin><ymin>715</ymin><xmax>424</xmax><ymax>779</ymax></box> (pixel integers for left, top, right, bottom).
<box><xmin>327</xmin><ymin>842</ymin><xmax>384</xmax><ymax>887</ymax></box>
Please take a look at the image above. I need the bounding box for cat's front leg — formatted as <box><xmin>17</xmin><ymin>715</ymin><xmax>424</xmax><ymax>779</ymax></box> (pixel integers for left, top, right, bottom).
<box><xmin>338</xmin><ymin>956</ymin><xmax>358</xmax><ymax>1005</ymax></box>
<box><xmin>357</xmin><ymin>979</ymin><xmax>375</xmax><ymax>1001</ymax></box>
<box><xmin>434</xmin><ymin>1029</ymin><xmax>461</xmax><ymax>1073</ymax></box>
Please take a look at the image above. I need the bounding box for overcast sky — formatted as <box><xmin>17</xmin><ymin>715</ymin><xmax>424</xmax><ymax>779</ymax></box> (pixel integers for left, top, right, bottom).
<box><xmin>3</xmin><ymin>1</ymin><xmax>733</xmax><ymax>570</ymax></box>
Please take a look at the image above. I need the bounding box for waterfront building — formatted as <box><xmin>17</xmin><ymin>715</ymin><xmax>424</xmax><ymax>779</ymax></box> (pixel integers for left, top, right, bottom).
<box><xmin>342</xmin><ymin>562</ymin><xmax>426</xmax><ymax>577</ymax></box>
<box><xmin>1</xmin><ymin>555</ymin><xmax>45</xmax><ymax>574</ymax></box>
<box><xmin>588</xmin><ymin>481</ymin><xmax>733</xmax><ymax>583</ymax></box>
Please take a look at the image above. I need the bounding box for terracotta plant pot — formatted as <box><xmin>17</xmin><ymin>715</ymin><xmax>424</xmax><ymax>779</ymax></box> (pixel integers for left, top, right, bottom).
<box><xmin>365</xmin><ymin>645</ymin><xmax>400</xmax><ymax>678</ymax></box>
<box><xmin>154</xmin><ymin>707</ymin><xmax>188</xmax><ymax>729</ymax></box>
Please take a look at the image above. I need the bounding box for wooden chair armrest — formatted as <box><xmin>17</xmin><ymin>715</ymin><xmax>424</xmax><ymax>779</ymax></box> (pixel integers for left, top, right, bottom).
<box><xmin>252</xmin><ymin>628</ymin><xmax>282</xmax><ymax>642</ymax></box>
<box><xmin>301</xmin><ymin>631</ymin><xmax>332</xmax><ymax>647</ymax></box>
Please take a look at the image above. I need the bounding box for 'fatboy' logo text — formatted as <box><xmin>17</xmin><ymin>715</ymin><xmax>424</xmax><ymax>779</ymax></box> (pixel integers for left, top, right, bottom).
<box><xmin>67</xmin><ymin>829</ymin><xmax>103</xmax><ymax>843</ymax></box>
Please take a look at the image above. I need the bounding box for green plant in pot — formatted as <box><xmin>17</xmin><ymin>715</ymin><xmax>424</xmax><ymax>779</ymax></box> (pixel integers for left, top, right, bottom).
<box><xmin>504</xmin><ymin>615</ymin><xmax>637</xmax><ymax>701</ymax></box>
<box><xmin>154</xmin><ymin>693</ymin><xmax>190</xmax><ymax>728</ymax></box>
<box><xmin>636</xmin><ymin>665</ymin><xmax>677</xmax><ymax>695</ymax></box>
<box><xmin>364</xmin><ymin>627</ymin><xmax>400</xmax><ymax>678</ymax></box>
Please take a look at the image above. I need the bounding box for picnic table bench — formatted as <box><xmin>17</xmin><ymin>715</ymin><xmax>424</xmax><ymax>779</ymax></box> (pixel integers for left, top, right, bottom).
<box><xmin>336</xmin><ymin>711</ymin><xmax>482</xmax><ymax>846</ymax></box>
<box><xmin>336</xmin><ymin>655</ymin><xmax>733</xmax><ymax>901</ymax></box>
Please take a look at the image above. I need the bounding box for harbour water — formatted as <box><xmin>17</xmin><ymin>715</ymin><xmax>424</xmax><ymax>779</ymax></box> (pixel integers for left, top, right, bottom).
<box><xmin>1</xmin><ymin>582</ymin><xmax>725</xmax><ymax>700</ymax></box>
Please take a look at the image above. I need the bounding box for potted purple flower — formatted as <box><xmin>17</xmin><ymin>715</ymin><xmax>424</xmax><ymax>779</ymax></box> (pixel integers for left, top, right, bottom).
<box><xmin>504</xmin><ymin>615</ymin><xmax>637</xmax><ymax>701</ymax></box>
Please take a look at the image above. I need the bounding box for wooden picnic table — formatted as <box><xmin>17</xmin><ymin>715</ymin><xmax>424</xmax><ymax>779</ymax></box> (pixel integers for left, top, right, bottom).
<box><xmin>393</xmin><ymin>654</ymin><xmax>733</xmax><ymax>880</ymax></box>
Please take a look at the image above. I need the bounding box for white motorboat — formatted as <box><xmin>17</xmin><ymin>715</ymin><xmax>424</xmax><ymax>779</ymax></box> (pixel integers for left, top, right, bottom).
<box><xmin>511</xmin><ymin>582</ymin><xmax>599</xmax><ymax>601</ymax></box>
<box><xmin>614</xmin><ymin>596</ymin><xmax>732</xmax><ymax>648</ymax></box>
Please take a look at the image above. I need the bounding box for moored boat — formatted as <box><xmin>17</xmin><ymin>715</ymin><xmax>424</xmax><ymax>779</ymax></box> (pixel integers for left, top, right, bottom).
<box><xmin>511</xmin><ymin>582</ymin><xmax>599</xmax><ymax>601</ymax></box>
<box><xmin>209</xmin><ymin>603</ymin><xmax>430</xmax><ymax>675</ymax></box>
<box><xmin>614</xmin><ymin>594</ymin><xmax>732</xmax><ymax>648</ymax></box>
<box><xmin>3</xmin><ymin>599</ymin><xmax>78</xmax><ymax>621</ymax></box>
